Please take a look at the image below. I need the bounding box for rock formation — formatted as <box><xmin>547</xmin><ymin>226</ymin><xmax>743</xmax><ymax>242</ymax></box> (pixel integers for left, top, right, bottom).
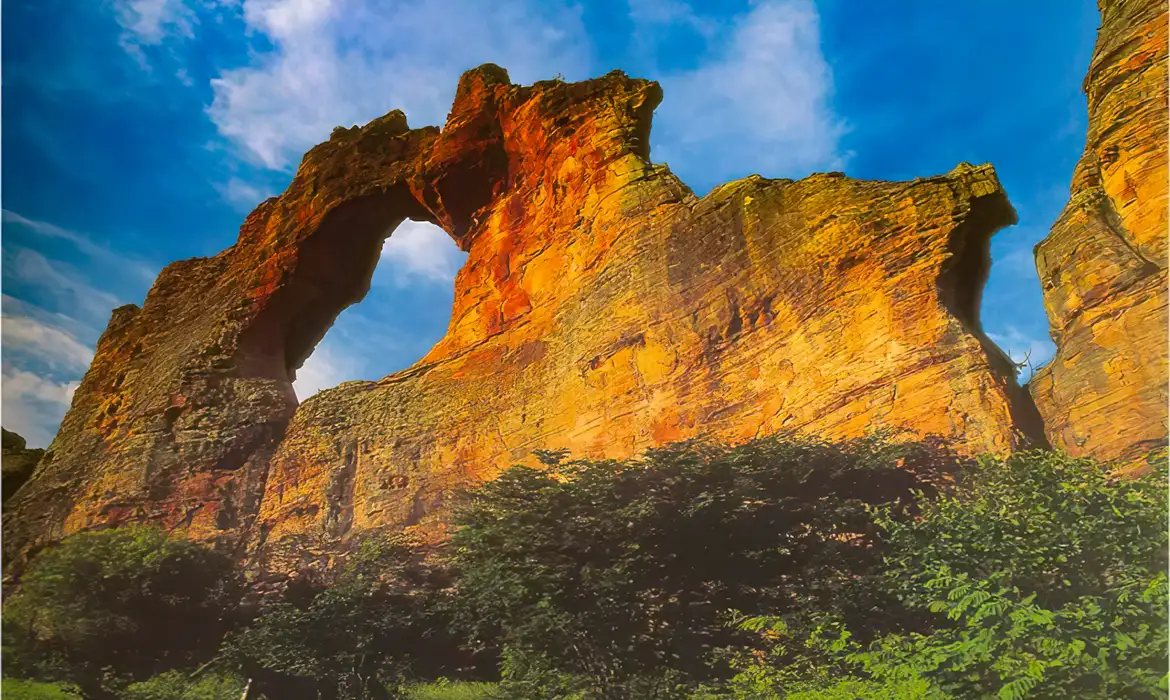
<box><xmin>11</xmin><ymin>0</ymin><xmax>1168</xmax><ymax>575</ymax></box>
<box><xmin>2</xmin><ymin>66</ymin><xmax>1044</xmax><ymax>573</ymax></box>
<box><xmin>2</xmin><ymin>429</ymin><xmax>42</xmax><ymax>503</ymax></box>
<box><xmin>1028</xmin><ymin>0</ymin><xmax>1168</xmax><ymax>465</ymax></box>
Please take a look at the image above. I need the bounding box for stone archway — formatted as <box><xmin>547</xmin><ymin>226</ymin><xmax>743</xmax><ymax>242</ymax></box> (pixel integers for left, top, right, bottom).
<box><xmin>1</xmin><ymin>65</ymin><xmax>516</xmax><ymax>565</ymax></box>
<box><xmin>5</xmin><ymin>64</ymin><xmax>1052</xmax><ymax>578</ymax></box>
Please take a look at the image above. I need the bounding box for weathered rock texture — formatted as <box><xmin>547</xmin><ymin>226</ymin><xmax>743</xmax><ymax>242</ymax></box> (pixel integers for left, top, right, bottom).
<box><xmin>3</xmin><ymin>66</ymin><xmax>1046</xmax><ymax>574</ymax></box>
<box><xmin>2</xmin><ymin>429</ymin><xmax>43</xmax><ymax>503</ymax></box>
<box><xmin>1028</xmin><ymin>0</ymin><xmax>1168</xmax><ymax>464</ymax></box>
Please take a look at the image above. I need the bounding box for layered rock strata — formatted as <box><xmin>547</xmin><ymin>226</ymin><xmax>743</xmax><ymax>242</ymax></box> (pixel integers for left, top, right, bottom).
<box><xmin>1028</xmin><ymin>0</ymin><xmax>1168</xmax><ymax>464</ymax></box>
<box><xmin>4</xmin><ymin>66</ymin><xmax>1046</xmax><ymax>573</ymax></box>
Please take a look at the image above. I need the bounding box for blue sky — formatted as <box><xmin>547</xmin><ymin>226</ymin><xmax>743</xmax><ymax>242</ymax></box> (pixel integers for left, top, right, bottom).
<box><xmin>1</xmin><ymin>0</ymin><xmax>1099</xmax><ymax>447</ymax></box>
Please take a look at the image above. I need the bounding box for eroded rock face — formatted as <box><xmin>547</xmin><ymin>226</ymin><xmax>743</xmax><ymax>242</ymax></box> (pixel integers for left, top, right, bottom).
<box><xmin>4</xmin><ymin>66</ymin><xmax>1043</xmax><ymax>574</ymax></box>
<box><xmin>1028</xmin><ymin>0</ymin><xmax>1168</xmax><ymax>464</ymax></box>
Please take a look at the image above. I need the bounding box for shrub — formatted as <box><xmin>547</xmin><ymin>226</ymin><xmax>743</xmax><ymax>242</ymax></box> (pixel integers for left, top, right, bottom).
<box><xmin>224</xmin><ymin>534</ymin><xmax>457</xmax><ymax>699</ymax></box>
<box><xmin>729</xmin><ymin>449</ymin><xmax>1169</xmax><ymax>699</ymax></box>
<box><xmin>2</xmin><ymin>526</ymin><xmax>238</xmax><ymax>698</ymax></box>
<box><xmin>449</xmin><ymin>433</ymin><xmax>965</xmax><ymax>698</ymax></box>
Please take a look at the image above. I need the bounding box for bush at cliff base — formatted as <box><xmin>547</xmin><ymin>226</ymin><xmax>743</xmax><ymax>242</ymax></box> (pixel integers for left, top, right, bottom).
<box><xmin>722</xmin><ymin>449</ymin><xmax>1169</xmax><ymax>700</ymax></box>
<box><xmin>3</xmin><ymin>436</ymin><xmax>1164</xmax><ymax>700</ymax></box>
<box><xmin>221</xmin><ymin>534</ymin><xmax>463</xmax><ymax>700</ymax></box>
<box><xmin>1</xmin><ymin>525</ymin><xmax>239</xmax><ymax>698</ymax></box>
<box><xmin>447</xmin><ymin>432</ymin><xmax>967</xmax><ymax>699</ymax></box>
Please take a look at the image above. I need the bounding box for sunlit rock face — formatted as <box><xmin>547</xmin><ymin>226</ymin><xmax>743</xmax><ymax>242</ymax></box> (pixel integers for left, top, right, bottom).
<box><xmin>1</xmin><ymin>52</ymin><xmax>1109</xmax><ymax>578</ymax></box>
<box><xmin>1028</xmin><ymin>0</ymin><xmax>1168</xmax><ymax>466</ymax></box>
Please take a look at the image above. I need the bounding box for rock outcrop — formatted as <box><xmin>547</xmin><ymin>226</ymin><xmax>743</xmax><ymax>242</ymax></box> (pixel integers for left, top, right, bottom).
<box><xmin>9</xmin><ymin>0</ymin><xmax>1165</xmax><ymax>582</ymax></box>
<box><xmin>1028</xmin><ymin>0</ymin><xmax>1168</xmax><ymax>465</ymax></box>
<box><xmin>2</xmin><ymin>428</ymin><xmax>43</xmax><ymax>503</ymax></box>
<box><xmin>2</xmin><ymin>65</ymin><xmax>1044</xmax><ymax>574</ymax></box>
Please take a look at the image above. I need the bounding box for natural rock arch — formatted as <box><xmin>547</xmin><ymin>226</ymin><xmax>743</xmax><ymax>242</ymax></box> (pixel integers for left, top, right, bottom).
<box><xmin>6</xmin><ymin>64</ymin><xmax>1050</xmax><ymax>577</ymax></box>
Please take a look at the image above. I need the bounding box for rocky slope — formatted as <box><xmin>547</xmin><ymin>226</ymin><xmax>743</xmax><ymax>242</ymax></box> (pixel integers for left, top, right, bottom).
<box><xmin>1028</xmin><ymin>0</ymin><xmax>1168</xmax><ymax>464</ymax></box>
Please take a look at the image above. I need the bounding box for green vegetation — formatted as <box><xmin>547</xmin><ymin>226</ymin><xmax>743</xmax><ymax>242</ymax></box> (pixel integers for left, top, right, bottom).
<box><xmin>223</xmin><ymin>535</ymin><xmax>462</xmax><ymax>699</ymax></box>
<box><xmin>449</xmin><ymin>435</ymin><xmax>964</xmax><ymax>697</ymax></box>
<box><xmin>721</xmin><ymin>448</ymin><xmax>1169</xmax><ymax>698</ymax></box>
<box><xmin>122</xmin><ymin>670</ymin><xmax>247</xmax><ymax>700</ymax></box>
<box><xmin>2</xmin><ymin>525</ymin><xmax>238</xmax><ymax>698</ymax></box>
<box><xmin>0</xmin><ymin>678</ymin><xmax>82</xmax><ymax>699</ymax></box>
<box><xmin>406</xmin><ymin>680</ymin><xmax>501</xmax><ymax>699</ymax></box>
<box><xmin>2</xmin><ymin>435</ymin><xmax>1165</xmax><ymax>699</ymax></box>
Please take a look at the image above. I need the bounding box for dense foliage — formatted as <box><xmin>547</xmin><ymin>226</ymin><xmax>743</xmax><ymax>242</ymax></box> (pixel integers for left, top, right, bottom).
<box><xmin>223</xmin><ymin>535</ymin><xmax>462</xmax><ymax>699</ymax></box>
<box><xmin>2</xmin><ymin>436</ymin><xmax>1164</xmax><ymax>700</ymax></box>
<box><xmin>2</xmin><ymin>526</ymin><xmax>238</xmax><ymax>698</ymax></box>
<box><xmin>727</xmin><ymin>449</ymin><xmax>1169</xmax><ymax>699</ymax></box>
<box><xmin>448</xmin><ymin>434</ymin><xmax>966</xmax><ymax>697</ymax></box>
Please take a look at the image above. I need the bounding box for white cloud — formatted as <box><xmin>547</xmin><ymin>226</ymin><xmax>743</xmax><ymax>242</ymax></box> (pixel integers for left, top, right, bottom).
<box><xmin>1</xmin><ymin>367</ymin><xmax>80</xmax><ymax>448</ymax></box>
<box><xmin>988</xmin><ymin>326</ymin><xmax>1055</xmax><ymax>380</ymax></box>
<box><xmin>0</xmin><ymin>211</ymin><xmax>151</xmax><ymax>445</ymax></box>
<box><xmin>2</xmin><ymin>315</ymin><xmax>95</xmax><ymax>373</ymax></box>
<box><xmin>628</xmin><ymin>0</ymin><xmax>711</xmax><ymax>29</ymax></box>
<box><xmin>2</xmin><ymin>209</ymin><xmax>158</xmax><ymax>285</ymax></box>
<box><xmin>6</xmin><ymin>248</ymin><xmax>123</xmax><ymax>327</ymax></box>
<box><xmin>2</xmin><ymin>294</ymin><xmax>98</xmax><ymax>344</ymax></box>
<box><xmin>206</xmin><ymin>0</ymin><xmax>590</xmax><ymax>170</ymax></box>
<box><xmin>112</xmin><ymin>0</ymin><xmax>197</xmax><ymax>45</ymax></box>
<box><xmin>644</xmin><ymin>0</ymin><xmax>847</xmax><ymax>190</ymax></box>
<box><xmin>377</xmin><ymin>220</ymin><xmax>466</xmax><ymax>285</ymax></box>
<box><xmin>292</xmin><ymin>340</ymin><xmax>361</xmax><ymax>400</ymax></box>
<box><xmin>215</xmin><ymin>177</ymin><xmax>274</xmax><ymax>212</ymax></box>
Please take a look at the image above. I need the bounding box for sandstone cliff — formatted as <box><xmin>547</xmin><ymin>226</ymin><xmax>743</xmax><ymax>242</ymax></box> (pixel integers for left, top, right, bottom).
<box><xmin>1028</xmin><ymin>0</ymin><xmax>1168</xmax><ymax>464</ymax></box>
<box><xmin>2</xmin><ymin>66</ymin><xmax>1044</xmax><ymax>573</ymax></box>
<box><xmin>10</xmin><ymin>0</ymin><xmax>1168</xmax><ymax>576</ymax></box>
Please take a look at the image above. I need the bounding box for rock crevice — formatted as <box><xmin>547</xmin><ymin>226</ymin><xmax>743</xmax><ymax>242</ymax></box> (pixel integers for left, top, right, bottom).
<box><xmin>1027</xmin><ymin>0</ymin><xmax>1168</xmax><ymax>465</ymax></box>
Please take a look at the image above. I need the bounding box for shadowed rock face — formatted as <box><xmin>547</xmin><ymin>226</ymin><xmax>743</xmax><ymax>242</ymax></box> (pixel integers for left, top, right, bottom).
<box><xmin>1028</xmin><ymin>0</ymin><xmax>1168</xmax><ymax>465</ymax></box>
<box><xmin>2</xmin><ymin>429</ymin><xmax>43</xmax><ymax>503</ymax></box>
<box><xmin>0</xmin><ymin>62</ymin><xmax>1053</xmax><ymax>576</ymax></box>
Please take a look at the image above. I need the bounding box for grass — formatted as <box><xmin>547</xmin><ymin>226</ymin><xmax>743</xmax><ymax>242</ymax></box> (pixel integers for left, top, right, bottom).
<box><xmin>0</xmin><ymin>678</ymin><xmax>82</xmax><ymax>699</ymax></box>
<box><xmin>407</xmin><ymin>680</ymin><xmax>502</xmax><ymax>699</ymax></box>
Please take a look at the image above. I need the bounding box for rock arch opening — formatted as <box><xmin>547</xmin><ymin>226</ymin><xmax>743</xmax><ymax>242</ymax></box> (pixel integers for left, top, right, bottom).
<box><xmin>292</xmin><ymin>219</ymin><xmax>468</xmax><ymax>400</ymax></box>
<box><xmin>232</xmin><ymin>186</ymin><xmax>471</xmax><ymax>404</ymax></box>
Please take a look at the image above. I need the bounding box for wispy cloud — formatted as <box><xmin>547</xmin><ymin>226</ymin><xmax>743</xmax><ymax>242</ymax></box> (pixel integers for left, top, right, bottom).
<box><xmin>5</xmin><ymin>248</ymin><xmax>123</xmax><ymax>327</ymax></box>
<box><xmin>1</xmin><ymin>367</ymin><xmax>80</xmax><ymax>448</ymax></box>
<box><xmin>2</xmin><ymin>210</ymin><xmax>158</xmax><ymax>285</ymax></box>
<box><xmin>988</xmin><ymin>326</ymin><xmax>1055</xmax><ymax>380</ymax></box>
<box><xmin>638</xmin><ymin>0</ymin><xmax>847</xmax><ymax>191</ymax></box>
<box><xmin>205</xmin><ymin>0</ymin><xmax>590</xmax><ymax>170</ymax></box>
<box><xmin>112</xmin><ymin>0</ymin><xmax>197</xmax><ymax>46</ymax></box>
<box><xmin>292</xmin><ymin>339</ymin><xmax>362</xmax><ymax>400</ymax></box>
<box><xmin>377</xmin><ymin>220</ymin><xmax>466</xmax><ymax>286</ymax></box>
<box><xmin>2</xmin><ymin>315</ymin><xmax>95</xmax><ymax>373</ymax></box>
<box><xmin>2</xmin><ymin>294</ymin><xmax>99</xmax><ymax>344</ymax></box>
<box><xmin>214</xmin><ymin>176</ymin><xmax>274</xmax><ymax>212</ymax></box>
<box><xmin>1</xmin><ymin>211</ymin><xmax>154</xmax><ymax>447</ymax></box>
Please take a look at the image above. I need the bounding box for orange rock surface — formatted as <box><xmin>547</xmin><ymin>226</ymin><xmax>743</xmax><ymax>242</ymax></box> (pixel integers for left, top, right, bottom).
<box><xmin>1028</xmin><ymin>0</ymin><xmax>1168</xmax><ymax>465</ymax></box>
<box><xmin>0</xmin><ymin>65</ymin><xmax>1055</xmax><ymax>574</ymax></box>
